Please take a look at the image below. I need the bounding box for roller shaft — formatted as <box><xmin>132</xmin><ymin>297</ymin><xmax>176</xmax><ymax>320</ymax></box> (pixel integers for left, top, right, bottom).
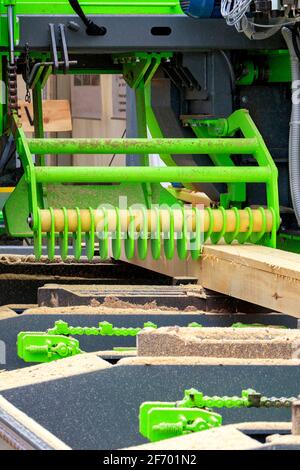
<box><xmin>39</xmin><ymin>208</ymin><xmax>274</xmax><ymax>234</ymax></box>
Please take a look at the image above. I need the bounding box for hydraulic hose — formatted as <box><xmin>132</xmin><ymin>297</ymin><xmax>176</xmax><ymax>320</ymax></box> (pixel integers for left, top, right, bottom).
<box><xmin>282</xmin><ymin>26</ymin><xmax>300</xmax><ymax>226</ymax></box>
<box><xmin>68</xmin><ymin>0</ymin><xmax>106</xmax><ymax>36</ymax></box>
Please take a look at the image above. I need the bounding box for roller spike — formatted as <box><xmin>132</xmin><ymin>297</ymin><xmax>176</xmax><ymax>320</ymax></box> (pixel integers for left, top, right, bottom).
<box><xmin>137</xmin><ymin>206</ymin><xmax>148</xmax><ymax>260</ymax></box>
<box><xmin>99</xmin><ymin>207</ymin><xmax>109</xmax><ymax>260</ymax></box>
<box><xmin>73</xmin><ymin>207</ymin><xmax>82</xmax><ymax>260</ymax></box>
<box><xmin>59</xmin><ymin>207</ymin><xmax>69</xmax><ymax>261</ymax></box>
<box><xmin>224</xmin><ymin>206</ymin><xmax>240</xmax><ymax>244</ymax></box>
<box><xmin>124</xmin><ymin>207</ymin><xmax>135</xmax><ymax>260</ymax></box>
<box><xmin>237</xmin><ymin>206</ymin><xmax>253</xmax><ymax>244</ymax></box>
<box><xmin>85</xmin><ymin>207</ymin><xmax>95</xmax><ymax>261</ymax></box>
<box><xmin>47</xmin><ymin>207</ymin><xmax>55</xmax><ymax>260</ymax></box>
<box><xmin>111</xmin><ymin>207</ymin><xmax>122</xmax><ymax>260</ymax></box>
<box><xmin>151</xmin><ymin>207</ymin><xmax>161</xmax><ymax>260</ymax></box>
<box><xmin>164</xmin><ymin>206</ymin><xmax>175</xmax><ymax>260</ymax></box>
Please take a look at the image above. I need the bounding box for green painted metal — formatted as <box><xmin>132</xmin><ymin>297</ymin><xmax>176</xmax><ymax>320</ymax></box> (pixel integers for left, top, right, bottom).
<box><xmin>27</xmin><ymin>137</ymin><xmax>260</xmax><ymax>155</ymax></box>
<box><xmin>3</xmin><ymin>109</ymin><xmax>280</xmax><ymax>260</ymax></box>
<box><xmin>232</xmin><ymin>322</ymin><xmax>287</xmax><ymax>329</ymax></box>
<box><xmin>33</xmin><ymin>165</ymin><xmax>271</xmax><ymax>184</ymax></box>
<box><xmin>0</xmin><ymin>4</ymin><xmax>280</xmax><ymax>259</ymax></box>
<box><xmin>17</xmin><ymin>320</ymin><xmax>158</xmax><ymax>362</ymax></box>
<box><xmin>0</xmin><ymin>6</ymin><xmax>20</xmax><ymax>48</ymax></box>
<box><xmin>17</xmin><ymin>331</ymin><xmax>82</xmax><ymax>363</ymax></box>
<box><xmin>184</xmin><ymin>110</ymin><xmax>280</xmax><ymax>249</ymax></box>
<box><xmin>140</xmin><ymin>407</ymin><xmax>222</xmax><ymax>442</ymax></box>
<box><xmin>0</xmin><ymin>0</ymin><xmax>182</xmax><ymax>15</ymax></box>
<box><xmin>187</xmin><ymin>322</ymin><xmax>203</xmax><ymax>327</ymax></box>
<box><xmin>32</xmin><ymin>79</ymin><xmax>46</xmax><ymax>167</ymax></box>
<box><xmin>117</xmin><ymin>52</ymin><xmax>173</xmax><ymax>90</ymax></box>
<box><xmin>236</xmin><ymin>51</ymin><xmax>291</xmax><ymax>85</ymax></box>
<box><xmin>277</xmin><ymin>232</ymin><xmax>300</xmax><ymax>254</ymax></box>
<box><xmin>140</xmin><ymin>388</ymin><xmax>297</xmax><ymax>442</ymax></box>
<box><xmin>48</xmin><ymin>319</ymin><xmax>158</xmax><ymax>336</ymax></box>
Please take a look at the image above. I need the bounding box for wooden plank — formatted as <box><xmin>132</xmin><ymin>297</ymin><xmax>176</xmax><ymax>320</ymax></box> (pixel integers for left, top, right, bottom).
<box><xmin>168</xmin><ymin>187</ymin><xmax>212</xmax><ymax>206</ymax></box>
<box><xmin>198</xmin><ymin>245</ymin><xmax>300</xmax><ymax>318</ymax></box>
<box><xmin>18</xmin><ymin>99</ymin><xmax>72</xmax><ymax>133</ymax></box>
<box><xmin>127</xmin><ymin>244</ymin><xmax>300</xmax><ymax>318</ymax></box>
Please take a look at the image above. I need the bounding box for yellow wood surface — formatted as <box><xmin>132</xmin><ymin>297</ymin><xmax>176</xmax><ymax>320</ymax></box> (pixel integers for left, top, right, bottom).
<box><xmin>19</xmin><ymin>100</ymin><xmax>72</xmax><ymax>133</ymax></box>
<box><xmin>127</xmin><ymin>244</ymin><xmax>300</xmax><ymax>317</ymax></box>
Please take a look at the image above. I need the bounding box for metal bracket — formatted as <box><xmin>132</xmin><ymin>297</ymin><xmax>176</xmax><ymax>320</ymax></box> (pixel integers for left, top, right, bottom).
<box><xmin>58</xmin><ymin>24</ymin><xmax>70</xmax><ymax>73</ymax></box>
<box><xmin>49</xmin><ymin>23</ymin><xmax>59</xmax><ymax>72</ymax></box>
<box><xmin>26</xmin><ymin>23</ymin><xmax>77</xmax><ymax>89</ymax></box>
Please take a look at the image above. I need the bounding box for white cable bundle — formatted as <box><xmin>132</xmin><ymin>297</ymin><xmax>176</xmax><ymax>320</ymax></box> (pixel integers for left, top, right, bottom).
<box><xmin>221</xmin><ymin>0</ymin><xmax>252</xmax><ymax>31</ymax></box>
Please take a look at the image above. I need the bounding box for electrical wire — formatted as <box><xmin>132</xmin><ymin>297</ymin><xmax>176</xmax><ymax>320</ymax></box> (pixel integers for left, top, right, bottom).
<box><xmin>220</xmin><ymin>50</ymin><xmax>236</xmax><ymax>94</ymax></box>
<box><xmin>221</xmin><ymin>0</ymin><xmax>300</xmax><ymax>38</ymax></box>
<box><xmin>221</xmin><ymin>0</ymin><xmax>253</xmax><ymax>30</ymax></box>
<box><xmin>108</xmin><ymin>128</ymin><xmax>126</xmax><ymax>167</ymax></box>
<box><xmin>248</xmin><ymin>18</ymin><xmax>300</xmax><ymax>28</ymax></box>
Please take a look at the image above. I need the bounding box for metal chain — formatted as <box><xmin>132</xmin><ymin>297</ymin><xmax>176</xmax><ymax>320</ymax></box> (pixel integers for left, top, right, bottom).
<box><xmin>178</xmin><ymin>388</ymin><xmax>299</xmax><ymax>410</ymax></box>
<box><xmin>7</xmin><ymin>62</ymin><xmax>18</xmax><ymax>114</ymax></box>
<box><xmin>260</xmin><ymin>396</ymin><xmax>298</xmax><ymax>408</ymax></box>
<box><xmin>24</xmin><ymin>43</ymin><xmax>31</xmax><ymax>103</ymax></box>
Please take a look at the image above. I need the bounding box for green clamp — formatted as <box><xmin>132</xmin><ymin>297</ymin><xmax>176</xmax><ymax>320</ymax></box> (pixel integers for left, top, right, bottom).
<box><xmin>139</xmin><ymin>404</ymin><xmax>222</xmax><ymax>442</ymax></box>
<box><xmin>17</xmin><ymin>320</ymin><xmax>158</xmax><ymax>363</ymax></box>
<box><xmin>17</xmin><ymin>332</ymin><xmax>81</xmax><ymax>363</ymax></box>
<box><xmin>139</xmin><ymin>388</ymin><xmax>298</xmax><ymax>442</ymax></box>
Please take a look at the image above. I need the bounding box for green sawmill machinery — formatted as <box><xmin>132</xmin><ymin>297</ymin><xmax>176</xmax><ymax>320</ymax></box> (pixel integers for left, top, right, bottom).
<box><xmin>0</xmin><ymin>0</ymin><xmax>299</xmax><ymax>259</ymax></box>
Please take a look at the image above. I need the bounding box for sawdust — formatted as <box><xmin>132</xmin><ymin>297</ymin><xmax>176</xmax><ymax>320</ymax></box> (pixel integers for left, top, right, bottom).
<box><xmin>0</xmin><ymin>306</ymin><xmax>18</xmax><ymax>320</ymax></box>
<box><xmin>236</xmin><ymin>421</ymin><xmax>291</xmax><ymax>432</ymax></box>
<box><xmin>93</xmin><ymin>296</ymin><xmax>181</xmax><ymax>311</ymax></box>
<box><xmin>137</xmin><ymin>326</ymin><xmax>300</xmax><ymax>359</ymax></box>
<box><xmin>22</xmin><ymin>303</ymin><xmax>206</xmax><ymax>316</ymax></box>
<box><xmin>0</xmin><ymin>255</ymin><xmax>110</xmax><ymax>265</ymax></box>
<box><xmin>266</xmin><ymin>434</ymin><xmax>300</xmax><ymax>446</ymax></box>
<box><xmin>143</xmin><ymin>326</ymin><xmax>300</xmax><ymax>340</ymax></box>
<box><xmin>124</xmin><ymin>425</ymin><xmax>261</xmax><ymax>450</ymax></box>
<box><xmin>0</xmin><ymin>352</ymin><xmax>111</xmax><ymax>391</ymax></box>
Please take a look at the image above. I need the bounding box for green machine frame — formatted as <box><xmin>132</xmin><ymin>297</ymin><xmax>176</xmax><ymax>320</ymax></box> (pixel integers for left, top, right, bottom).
<box><xmin>0</xmin><ymin>1</ymin><xmax>280</xmax><ymax>261</ymax></box>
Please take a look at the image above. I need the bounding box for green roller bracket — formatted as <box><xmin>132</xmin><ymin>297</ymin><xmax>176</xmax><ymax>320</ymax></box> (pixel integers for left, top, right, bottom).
<box><xmin>4</xmin><ymin>105</ymin><xmax>280</xmax><ymax>261</ymax></box>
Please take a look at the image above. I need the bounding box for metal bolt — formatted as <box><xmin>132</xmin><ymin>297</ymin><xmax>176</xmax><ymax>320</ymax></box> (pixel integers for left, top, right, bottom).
<box><xmin>67</xmin><ymin>21</ymin><xmax>80</xmax><ymax>32</ymax></box>
<box><xmin>27</xmin><ymin>214</ymin><xmax>33</xmax><ymax>228</ymax></box>
<box><xmin>292</xmin><ymin>399</ymin><xmax>300</xmax><ymax>435</ymax></box>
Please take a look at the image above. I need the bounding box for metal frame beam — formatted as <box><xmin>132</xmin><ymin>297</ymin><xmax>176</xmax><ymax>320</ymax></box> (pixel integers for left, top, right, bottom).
<box><xmin>17</xmin><ymin>16</ymin><xmax>285</xmax><ymax>53</ymax></box>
